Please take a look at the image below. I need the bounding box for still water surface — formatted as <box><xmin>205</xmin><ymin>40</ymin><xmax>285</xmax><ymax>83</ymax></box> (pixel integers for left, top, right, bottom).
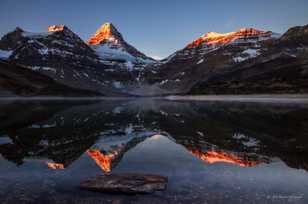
<box><xmin>0</xmin><ymin>98</ymin><xmax>308</xmax><ymax>203</ymax></box>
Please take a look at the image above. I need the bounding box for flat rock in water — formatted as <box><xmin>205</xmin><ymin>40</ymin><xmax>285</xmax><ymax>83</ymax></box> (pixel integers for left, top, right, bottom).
<box><xmin>80</xmin><ymin>173</ymin><xmax>168</xmax><ymax>194</ymax></box>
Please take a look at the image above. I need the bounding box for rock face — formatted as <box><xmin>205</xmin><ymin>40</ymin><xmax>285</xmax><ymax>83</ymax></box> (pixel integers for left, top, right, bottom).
<box><xmin>0</xmin><ymin>26</ymin><xmax>100</xmax><ymax>69</ymax></box>
<box><xmin>0</xmin><ymin>60</ymin><xmax>100</xmax><ymax>96</ymax></box>
<box><xmin>0</xmin><ymin>26</ymin><xmax>108</xmax><ymax>93</ymax></box>
<box><xmin>80</xmin><ymin>173</ymin><xmax>168</xmax><ymax>194</ymax></box>
<box><xmin>142</xmin><ymin>25</ymin><xmax>308</xmax><ymax>95</ymax></box>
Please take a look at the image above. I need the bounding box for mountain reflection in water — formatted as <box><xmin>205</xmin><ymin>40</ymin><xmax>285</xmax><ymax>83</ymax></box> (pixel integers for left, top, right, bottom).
<box><xmin>188</xmin><ymin>149</ymin><xmax>266</xmax><ymax>167</ymax></box>
<box><xmin>0</xmin><ymin>99</ymin><xmax>308</xmax><ymax>203</ymax></box>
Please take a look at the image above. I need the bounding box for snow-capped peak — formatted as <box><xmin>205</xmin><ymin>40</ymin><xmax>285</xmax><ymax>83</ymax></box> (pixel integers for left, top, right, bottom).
<box><xmin>87</xmin><ymin>22</ymin><xmax>155</xmax><ymax>67</ymax></box>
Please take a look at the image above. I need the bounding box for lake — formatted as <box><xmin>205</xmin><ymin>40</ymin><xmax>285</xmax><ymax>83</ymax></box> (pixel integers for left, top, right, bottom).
<box><xmin>0</xmin><ymin>97</ymin><xmax>308</xmax><ymax>203</ymax></box>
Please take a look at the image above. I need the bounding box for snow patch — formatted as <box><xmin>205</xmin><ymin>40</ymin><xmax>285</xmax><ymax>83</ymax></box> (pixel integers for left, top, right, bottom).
<box><xmin>0</xmin><ymin>137</ymin><xmax>13</xmax><ymax>144</ymax></box>
<box><xmin>125</xmin><ymin>61</ymin><xmax>134</xmax><ymax>71</ymax></box>
<box><xmin>196</xmin><ymin>131</ymin><xmax>204</xmax><ymax>136</ymax></box>
<box><xmin>160</xmin><ymin>79</ymin><xmax>169</xmax><ymax>85</ymax></box>
<box><xmin>232</xmin><ymin>133</ymin><xmax>260</xmax><ymax>147</ymax></box>
<box><xmin>113</xmin><ymin>81</ymin><xmax>124</xmax><ymax>89</ymax></box>
<box><xmin>233</xmin><ymin>48</ymin><xmax>260</xmax><ymax>63</ymax></box>
<box><xmin>92</xmin><ymin>45</ymin><xmax>136</xmax><ymax>62</ymax></box>
<box><xmin>197</xmin><ymin>58</ymin><xmax>204</xmax><ymax>64</ymax></box>
<box><xmin>52</xmin><ymin>40</ymin><xmax>75</xmax><ymax>48</ymax></box>
<box><xmin>113</xmin><ymin>106</ymin><xmax>124</xmax><ymax>114</ymax></box>
<box><xmin>242</xmin><ymin>49</ymin><xmax>259</xmax><ymax>57</ymax></box>
<box><xmin>233</xmin><ymin>56</ymin><xmax>247</xmax><ymax>63</ymax></box>
<box><xmin>22</xmin><ymin>31</ymin><xmax>52</xmax><ymax>38</ymax></box>
<box><xmin>30</xmin><ymin>122</ymin><xmax>57</xmax><ymax>128</ymax></box>
<box><xmin>0</xmin><ymin>49</ymin><xmax>13</xmax><ymax>59</ymax></box>
<box><xmin>83</xmin><ymin>72</ymin><xmax>89</xmax><ymax>78</ymax></box>
<box><xmin>38</xmin><ymin>47</ymin><xmax>49</xmax><ymax>55</ymax></box>
<box><xmin>25</xmin><ymin>66</ymin><xmax>56</xmax><ymax>73</ymax></box>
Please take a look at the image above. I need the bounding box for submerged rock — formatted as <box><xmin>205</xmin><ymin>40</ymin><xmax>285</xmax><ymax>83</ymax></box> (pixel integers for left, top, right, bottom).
<box><xmin>80</xmin><ymin>173</ymin><xmax>168</xmax><ymax>194</ymax></box>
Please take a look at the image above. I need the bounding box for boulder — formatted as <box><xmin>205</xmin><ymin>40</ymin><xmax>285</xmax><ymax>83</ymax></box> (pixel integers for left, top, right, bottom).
<box><xmin>80</xmin><ymin>173</ymin><xmax>168</xmax><ymax>194</ymax></box>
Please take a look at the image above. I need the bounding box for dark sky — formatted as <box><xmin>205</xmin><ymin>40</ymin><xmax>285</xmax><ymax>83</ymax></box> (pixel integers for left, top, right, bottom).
<box><xmin>1</xmin><ymin>0</ymin><xmax>308</xmax><ymax>59</ymax></box>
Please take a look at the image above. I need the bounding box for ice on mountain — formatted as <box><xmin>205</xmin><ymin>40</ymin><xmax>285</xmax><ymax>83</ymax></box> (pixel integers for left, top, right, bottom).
<box><xmin>92</xmin><ymin>45</ymin><xmax>136</xmax><ymax>62</ymax></box>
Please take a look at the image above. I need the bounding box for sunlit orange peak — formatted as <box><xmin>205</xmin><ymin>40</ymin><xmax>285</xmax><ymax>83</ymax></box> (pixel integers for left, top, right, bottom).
<box><xmin>87</xmin><ymin>22</ymin><xmax>121</xmax><ymax>45</ymax></box>
<box><xmin>48</xmin><ymin>25</ymin><xmax>66</xmax><ymax>32</ymax></box>
<box><xmin>187</xmin><ymin>28</ymin><xmax>271</xmax><ymax>48</ymax></box>
<box><xmin>47</xmin><ymin>162</ymin><xmax>65</xmax><ymax>169</ymax></box>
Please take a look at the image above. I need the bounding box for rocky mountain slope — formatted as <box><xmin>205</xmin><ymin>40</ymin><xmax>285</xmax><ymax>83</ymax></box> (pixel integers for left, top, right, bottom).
<box><xmin>0</xmin><ymin>23</ymin><xmax>307</xmax><ymax>96</ymax></box>
<box><xmin>142</xmin><ymin>25</ymin><xmax>308</xmax><ymax>95</ymax></box>
<box><xmin>0</xmin><ymin>60</ymin><xmax>100</xmax><ymax>96</ymax></box>
<box><xmin>0</xmin><ymin>24</ymin><xmax>156</xmax><ymax>95</ymax></box>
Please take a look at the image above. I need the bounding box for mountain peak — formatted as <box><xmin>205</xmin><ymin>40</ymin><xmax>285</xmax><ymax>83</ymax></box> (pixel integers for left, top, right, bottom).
<box><xmin>87</xmin><ymin>22</ymin><xmax>124</xmax><ymax>45</ymax></box>
<box><xmin>48</xmin><ymin>25</ymin><xmax>67</xmax><ymax>32</ymax></box>
<box><xmin>187</xmin><ymin>28</ymin><xmax>272</xmax><ymax>48</ymax></box>
<box><xmin>280</xmin><ymin>24</ymin><xmax>308</xmax><ymax>40</ymax></box>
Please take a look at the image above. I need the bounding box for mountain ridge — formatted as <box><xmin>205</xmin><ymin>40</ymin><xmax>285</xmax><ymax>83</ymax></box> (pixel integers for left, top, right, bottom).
<box><xmin>0</xmin><ymin>23</ymin><xmax>308</xmax><ymax>96</ymax></box>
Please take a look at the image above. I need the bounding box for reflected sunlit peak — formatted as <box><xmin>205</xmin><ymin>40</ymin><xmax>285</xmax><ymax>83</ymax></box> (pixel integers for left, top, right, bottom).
<box><xmin>47</xmin><ymin>162</ymin><xmax>65</xmax><ymax>169</ymax></box>
<box><xmin>190</xmin><ymin>149</ymin><xmax>265</xmax><ymax>167</ymax></box>
<box><xmin>86</xmin><ymin>149</ymin><xmax>122</xmax><ymax>173</ymax></box>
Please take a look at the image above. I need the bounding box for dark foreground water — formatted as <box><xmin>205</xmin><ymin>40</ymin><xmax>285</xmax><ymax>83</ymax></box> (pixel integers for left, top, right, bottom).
<box><xmin>0</xmin><ymin>98</ymin><xmax>308</xmax><ymax>204</ymax></box>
